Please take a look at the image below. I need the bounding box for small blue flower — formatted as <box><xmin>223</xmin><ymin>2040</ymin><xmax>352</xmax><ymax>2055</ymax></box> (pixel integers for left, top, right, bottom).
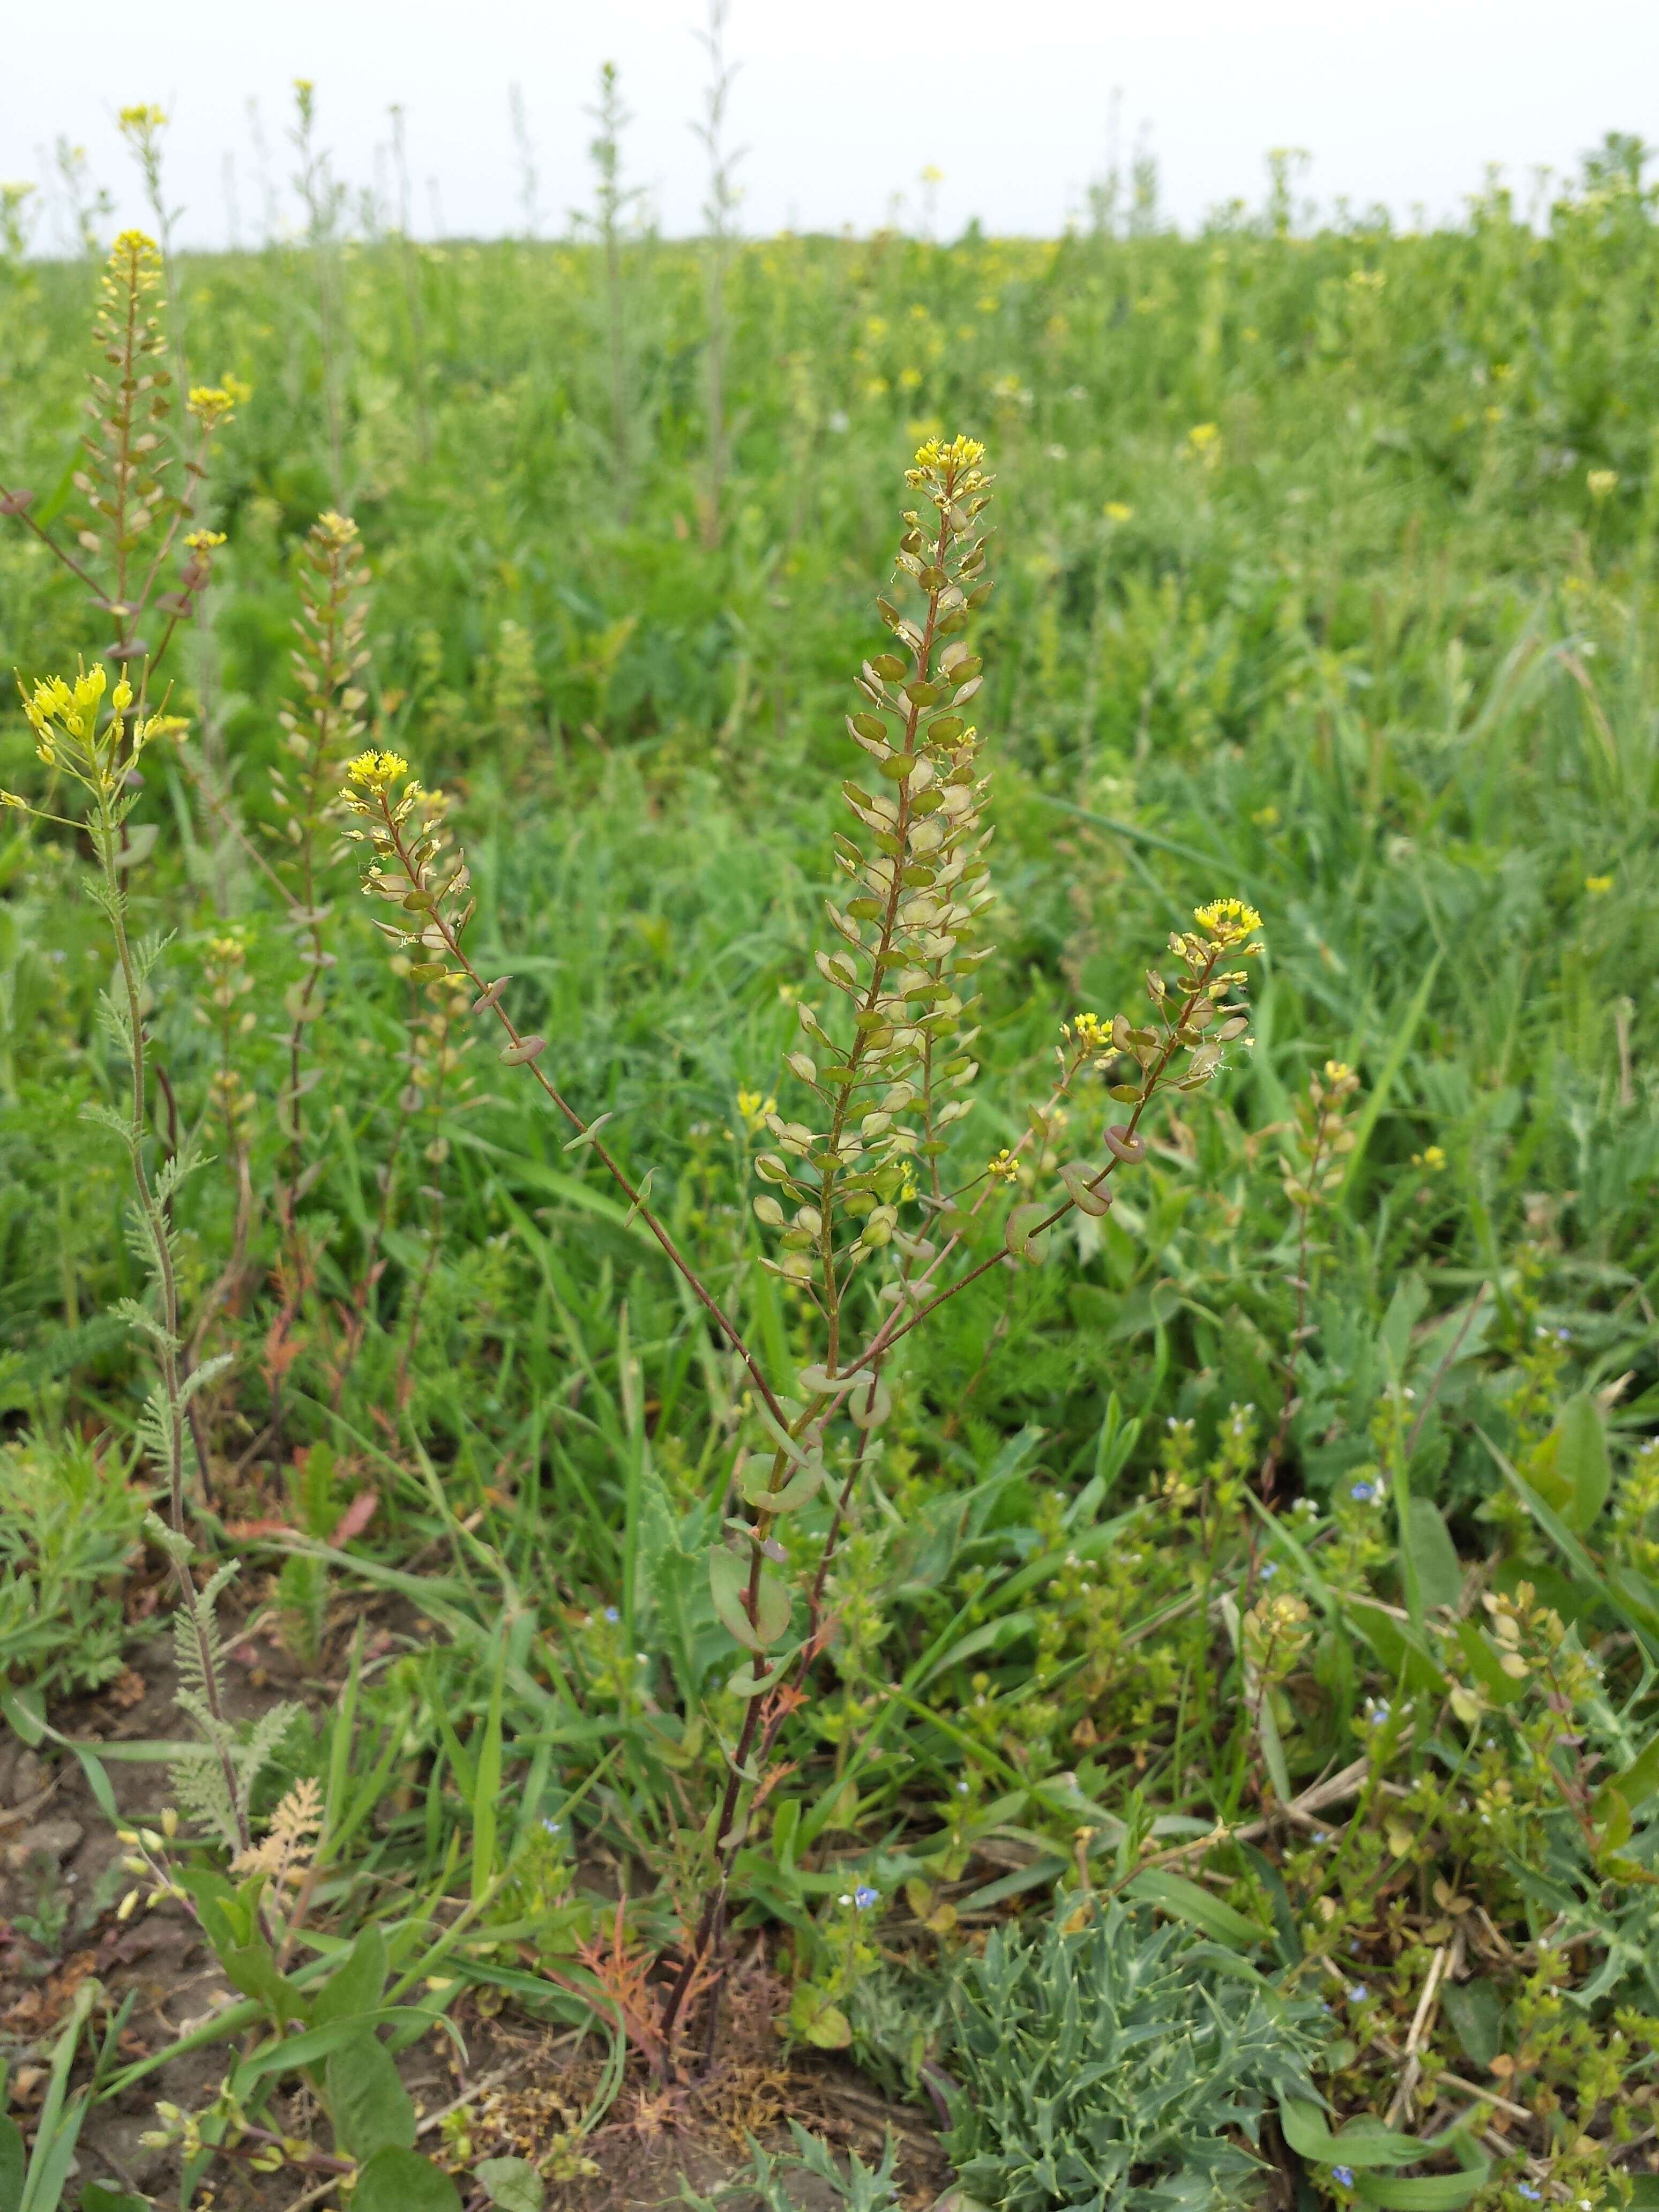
<box><xmin>603</xmin><ymin>1606</ymin><xmax>620</xmax><ymax>1624</ymax></box>
<box><xmin>1517</xmin><ymin>2191</ymin><xmax>1540</xmax><ymax>2203</ymax></box>
<box><xmin>1350</xmin><ymin>1481</ymin><xmax>1374</xmax><ymax>1501</ymax></box>
<box><xmin>1261</xmin><ymin>1561</ymin><xmax>1276</xmax><ymax>1578</ymax></box>
<box><xmin>541</xmin><ymin>1817</ymin><xmax>562</xmax><ymax>1835</ymax></box>
<box><xmin>1332</xmin><ymin>2168</ymin><xmax>1354</xmax><ymax>2188</ymax></box>
<box><xmin>854</xmin><ymin>1885</ymin><xmax>880</xmax><ymax>1909</ymax></box>
<box><xmin>1348</xmin><ymin>1983</ymin><xmax>1367</xmax><ymax>2002</ymax></box>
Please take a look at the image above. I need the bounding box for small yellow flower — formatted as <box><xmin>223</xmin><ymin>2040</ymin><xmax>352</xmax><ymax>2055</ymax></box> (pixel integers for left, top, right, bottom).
<box><xmin>987</xmin><ymin>1148</ymin><xmax>1020</xmax><ymax>1184</ymax></box>
<box><xmin>1184</xmin><ymin>422</ymin><xmax>1221</xmax><ymax>467</ymax></box>
<box><xmin>0</xmin><ymin>790</ymin><xmax>28</xmax><ymax>810</ymax></box>
<box><xmin>118</xmin><ymin>104</ymin><xmax>169</xmax><ymax>134</ymax></box>
<box><xmin>736</xmin><ymin>1088</ymin><xmax>776</xmax><ymax>1133</ymax></box>
<box><xmin>1585</xmin><ymin>873</ymin><xmax>1613</xmax><ymax>895</ymax></box>
<box><xmin>1066</xmin><ymin>1011</ymin><xmax>1110</xmax><ymax>1053</ymax></box>
<box><xmin>346</xmin><ymin>749</ymin><xmax>408</xmax><ymax>789</ymax></box>
<box><xmin>1103</xmin><ymin>501</ymin><xmax>1133</xmax><ymax>524</ymax></box>
<box><xmin>1251</xmin><ymin>804</ymin><xmax>1279</xmax><ymax>828</ymax></box>
<box><xmin>1193</xmin><ymin>897</ymin><xmax>1264</xmax><ymax>948</ymax></box>
<box><xmin>1411</xmin><ymin>1145</ymin><xmax>1447</xmax><ymax>1172</ymax></box>
<box><xmin>184</xmin><ymin>529</ymin><xmax>227</xmax><ymax>553</ymax></box>
<box><xmin>1587</xmin><ymin>469</ymin><xmax>1618</xmax><ymax>500</ymax></box>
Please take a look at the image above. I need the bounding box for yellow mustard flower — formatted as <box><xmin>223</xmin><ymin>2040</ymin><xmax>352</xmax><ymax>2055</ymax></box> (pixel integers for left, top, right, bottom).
<box><xmin>346</xmin><ymin>749</ymin><xmax>408</xmax><ymax>789</ymax></box>
<box><xmin>1193</xmin><ymin>898</ymin><xmax>1264</xmax><ymax>948</ymax></box>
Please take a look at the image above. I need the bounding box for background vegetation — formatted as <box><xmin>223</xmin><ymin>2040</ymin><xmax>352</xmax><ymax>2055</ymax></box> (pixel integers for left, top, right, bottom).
<box><xmin>2</xmin><ymin>107</ymin><xmax>1658</xmax><ymax>2212</ymax></box>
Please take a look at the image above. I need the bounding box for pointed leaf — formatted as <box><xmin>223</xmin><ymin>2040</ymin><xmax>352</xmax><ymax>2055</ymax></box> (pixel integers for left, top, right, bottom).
<box><xmin>353</xmin><ymin>2147</ymin><xmax>462</xmax><ymax>2212</ymax></box>
<box><xmin>1352</xmin><ymin>2173</ymin><xmax>1488</xmax><ymax>2209</ymax></box>
<box><xmin>1124</xmin><ymin>1869</ymin><xmax>1263</xmax><ymax>1950</ymax></box>
<box><xmin>474</xmin><ymin>2156</ymin><xmax>545</xmax><ymax>2211</ymax></box>
<box><xmin>1281</xmin><ymin>2098</ymin><xmax>1436</xmax><ymax>2169</ymax></box>
<box><xmin>325</xmin><ymin>2031</ymin><xmax>416</xmax><ymax>2159</ymax></box>
<box><xmin>1557</xmin><ymin>1392</ymin><xmax>1611</xmax><ymax>1533</ymax></box>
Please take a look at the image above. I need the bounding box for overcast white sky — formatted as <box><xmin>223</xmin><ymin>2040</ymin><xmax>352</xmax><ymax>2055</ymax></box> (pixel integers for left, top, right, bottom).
<box><xmin>6</xmin><ymin>0</ymin><xmax>1657</xmax><ymax>249</ymax></box>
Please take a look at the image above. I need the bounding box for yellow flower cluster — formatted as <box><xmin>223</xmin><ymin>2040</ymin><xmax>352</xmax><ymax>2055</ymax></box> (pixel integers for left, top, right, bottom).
<box><xmin>986</xmin><ymin>1148</ymin><xmax>1020</xmax><ymax>1183</ymax></box>
<box><xmin>1065</xmin><ymin>1011</ymin><xmax>1110</xmax><ymax>1054</ymax></box>
<box><xmin>18</xmin><ymin>663</ymin><xmax>183</xmax><ymax>786</ymax></box>
<box><xmin>906</xmin><ymin>432</ymin><xmax>987</xmax><ymax>488</ymax></box>
<box><xmin>346</xmin><ymin>749</ymin><xmax>408</xmax><ymax>790</ymax></box>
<box><xmin>1193</xmin><ymin>898</ymin><xmax>1264</xmax><ymax>949</ymax></box>
<box><xmin>186</xmin><ymin>376</ymin><xmax>252</xmax><ymax>429</ymax></box>
<box><xmin>736</xmin><ymin>1087</ymin><xmax>776</xmax><ymax>1133</ymax></box>
<box><xmin>22</xmin><ymin>664</ymin><xmax>121</xmax><ymax>747</ymax></box>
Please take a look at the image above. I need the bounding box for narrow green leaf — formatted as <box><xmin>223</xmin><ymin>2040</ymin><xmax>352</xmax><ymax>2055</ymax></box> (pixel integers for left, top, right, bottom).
<box><xmin>473</xmin><ymin>1638</ymin><xmax>506</xmax><ymax>1905</ymax></box>
<box><xmin>0</xmin><ymin>2113</ymin><xmax>23</xmax><ymax>2210</ymax></box>
<box><xmin>1352</xmin><ymin>2171</ymin><xmax>1487</xmax><ymax>2209</ymax></box>
<box><xmin>1340</xmin><ymin>952</ymin><xmax>1445</xmax><ymax>1194</ymax></box>
<box><xmin>1123</xmin><ymin>1869</ymin><xmax>1264</xmax><ymax>1951</ymax></box>
<box><xmin>1280</xmin><ymin>2098</ymin><xmax>1435</xmax><ymax>2169</ymax></box>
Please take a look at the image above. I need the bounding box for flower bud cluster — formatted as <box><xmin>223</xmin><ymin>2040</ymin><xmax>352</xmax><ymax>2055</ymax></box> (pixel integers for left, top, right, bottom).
<box><xmin>1284</xmin><ymin>1057</ymin><xmax>1360</xmax><ymax>1210</ymax></box>
<box><xmin>17</xmin><ymin>663</ymin><xmax>185</xmax><ymax>800</ymax></box>
<box><xmin>342</xmin><ymin>761</ymin><xmax>475</xmax><ymax>987</ymax></box>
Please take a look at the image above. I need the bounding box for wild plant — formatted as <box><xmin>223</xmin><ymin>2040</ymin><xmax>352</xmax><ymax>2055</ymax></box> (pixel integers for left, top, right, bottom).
<box><xmin>693</xmin><ymin>0</ymin><xmax>742</xmax><ymax>549</ymax></box>
<box><xmin>387</xmin><ymin>103</ymin><xmax>433</xmax><ymax>462</ymax></box>
<box><xmin>940</xmin><ymin>1896</ymin><xmax>1320</xmax><ymax>2211</ymax></box>
<box><xmin>116</xmin><ymin>106</ymin><xmax>188</xmax><ymax>392</ymax></box>
<box><xmin>1260</xmin><ymin>1056</ymin><xmax>1360</xmax><ymax>1500</ymax></box>
<box><xmin>269</xmin><ymin>510</ymin><xmax>371</xmax><ymax>1245</ymax></box>
<box><xmin>341</xmin><ymin>431</ymin><xmax>1264</xmax><ymax>2051</ymax></box>
<box><xmin>290</xmin><ymin>78</ymin><xmax>349</xmax><ymax>504</ymax></box>
<box><xmin>2</xmin><ymin>234</ymin><xmax>242</xmax><ymax>1584</ymax></box>
<box><xmin>579</xmin><ymin>61</ymin><xmax>645</xmax><ymax>518</ymax></box>
<box><xmin>508</xmin><ymin>84</ymin><xmax>544</xmax><ymax>240</ymax></box>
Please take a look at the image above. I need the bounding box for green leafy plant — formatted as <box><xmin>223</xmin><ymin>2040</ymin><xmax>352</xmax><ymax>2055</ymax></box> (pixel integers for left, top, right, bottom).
<box><xmin>338</xmin><ymin>433</ymin><xmax>1266</xmax><ymax>2055</ymax></box>
<box><xmin>0</xmin><ymin>1430</ymin><xmax>145</xmax><ymax>1694</ymax></box>
<box><xmin>939</xmin><ymin>1897</ymin><xmax>1320</xmax><ymax>2211</ymax></box>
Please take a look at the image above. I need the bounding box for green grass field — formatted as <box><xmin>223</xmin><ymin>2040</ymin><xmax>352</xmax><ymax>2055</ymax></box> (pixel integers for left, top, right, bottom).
<box><xmin>2</xmin><ymin>129</ymin><xmax>1659</xmax><ymax>2212</ymax></box>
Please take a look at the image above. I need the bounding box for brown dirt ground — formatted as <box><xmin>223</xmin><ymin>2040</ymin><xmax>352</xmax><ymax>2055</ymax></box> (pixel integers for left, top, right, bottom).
<box><xmin>1</xmin><ymin>1602</ymin><xmax>951</xmax><ymax>2211</ymax></box>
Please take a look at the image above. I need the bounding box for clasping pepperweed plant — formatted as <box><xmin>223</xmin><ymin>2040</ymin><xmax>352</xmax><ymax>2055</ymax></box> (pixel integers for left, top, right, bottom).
<box><xmin>341</xmin><ymin>432</ymin><xmax>1265</xmax><ymax>2052</ymax></box>
<box><xmin>1</xmin><ymin>234</ymin><xmax>289</xmax><ymax>1867</ymax></box>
